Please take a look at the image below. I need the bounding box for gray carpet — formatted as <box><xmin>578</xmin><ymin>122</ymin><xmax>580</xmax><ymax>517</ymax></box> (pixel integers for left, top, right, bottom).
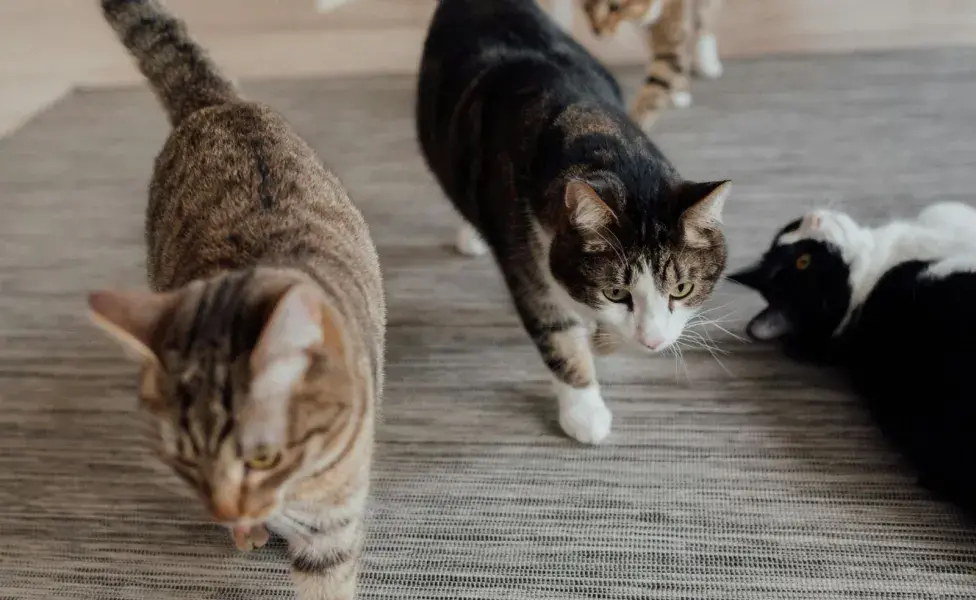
<box><xmin>2</xmin><ymin>48</ymin><xmax>976</xmax><ymax>599</ymax></box>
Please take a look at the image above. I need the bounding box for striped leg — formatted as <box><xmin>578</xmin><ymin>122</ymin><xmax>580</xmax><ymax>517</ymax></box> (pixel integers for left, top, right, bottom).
<box><xmin>631</xmin><ymin>0</ymin><xmax>693</xmax><ymax>131</ymax></box>
<box><xmin>273</xmin><ymin>509</ymin><xmax>363</xmax><ymax>600</ymax></box>
<box><xmin>504</xmin><ymin>266</ymin><xmax>612</xmax><ymax>445</ymax></box>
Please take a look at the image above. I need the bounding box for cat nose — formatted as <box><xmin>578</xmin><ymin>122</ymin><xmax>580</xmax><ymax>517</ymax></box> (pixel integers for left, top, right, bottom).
<box><xmin>639</xmin><ymin>335</ymin><xmax>663</xmax><ymax>350</ymax></box>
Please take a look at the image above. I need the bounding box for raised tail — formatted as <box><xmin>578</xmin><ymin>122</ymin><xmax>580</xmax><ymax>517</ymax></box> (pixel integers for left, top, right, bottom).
<box><xmin>100</xmin><ymin>0</ymin><xmax>239</xmax><ymax>126</ymax></box>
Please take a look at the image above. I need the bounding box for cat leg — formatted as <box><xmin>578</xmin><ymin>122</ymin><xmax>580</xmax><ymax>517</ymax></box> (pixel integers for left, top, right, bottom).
<box><xmin>275</xmin><ymin>510</ymin><xmax>363</xmax><ymax>600</ymax></box>
<box><xmin>918</xmin><ymin>202</ymin><xmax>976</xmax><ymax>234</ymax></box>
<box><xmin>506</xmin><ymin>270</ymin><xmax>612</xmax><ymax>444</ymax></box>
<box><xmin>456</xmin><ymin>222</ymin><xmax>490</xmax><ymax>257</ymax></box>
<box><xmin>692</xmin><ymin>0</ymin><xmax>723</xmax><ymax>79</ymax></box>
<box><xmin>632</xmin><ymin>0</ymin><xmax>693</xmax><ymax>131</ymax></box>
<box><xmin>591</xmin><ymin>323</ymin><xmax>624</xmax><ymax>355</ymax></box>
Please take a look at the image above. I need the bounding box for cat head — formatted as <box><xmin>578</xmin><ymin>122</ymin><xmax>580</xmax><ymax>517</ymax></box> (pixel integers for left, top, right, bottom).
<box><xmin>88</xmin><ymin>268</ymin><xmax>362</xmax><ymax>529</ymax></box>
<box><xmin>583</xmin><ymin>0</ymin><xmax>660</xmax><ymax>35</ymax></box>
<box><xmin>727</xmin><ymin>209</ymin><xmax>865</xmax><ymax>342</ymax></box>
<box><xmin>548</xmin><ymin>175</ymin><xmax>731</xmax><ymax>353</ymax></box>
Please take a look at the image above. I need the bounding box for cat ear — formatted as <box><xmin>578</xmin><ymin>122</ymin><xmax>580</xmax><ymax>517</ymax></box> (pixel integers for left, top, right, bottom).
<box><xmin>678</xmin><ymin>180</ymin><xmax>732</xmax><ymax>226</ymax></box>
<box><xmin>726</xmin><ymin>264</ymin><xmax>766</xmax><ymax>292</ymax></box>
<box><xmin>88</xmin><ymin>289</ymin><xmax>180</xmax><ymax>365</ymax></box>
<box><xmin>250</xmin><ymin>284</ymin><xmax>329</xmax><ymax>373</ymax></box>
<box><xmin>243</xmin><ymin>283</ymin><xmax>343</xmax><ymax>452</ymax></box>
<box><xmin>746</xmin><ymin>307</ymin><xmax>793</xmax><ymax>341</ymax></box>
<box><xmin>565</xmin><ymin>180</ymin><xmax>616</xmax><ymax>249</ymax></box>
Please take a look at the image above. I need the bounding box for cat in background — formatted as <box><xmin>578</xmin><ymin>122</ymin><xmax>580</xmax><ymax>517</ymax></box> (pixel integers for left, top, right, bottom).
<box><xmin>418</xmin><ymin>0</ymin><xmax>732</xmax><ymax>444</ymax></box>
<box><xmin>88</xmin><ymin>1</ymin><xmax>385</xmax><ymax>598</ymax></box>
<box><xmin>583</xmin><ymin>0</ymin><xmax>724</xmax><ymax>130</ymax></box>
<box><xmin>728</xmin><ymin>203</ymin><xmax>976</xmax><ymax>518</ymax></box>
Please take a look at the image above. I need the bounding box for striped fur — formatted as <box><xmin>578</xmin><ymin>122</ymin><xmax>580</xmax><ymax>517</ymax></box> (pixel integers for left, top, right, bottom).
<box><xmin>583</xmin><ymin>0</ymin><xmax>724</xmax><ymax>130</ymax></box>
<box><xmin>418</xmin><ymin>0</ymin><xmax>731</xmax><ymax>445</ymax></box>
<box><xmin>89</xmin><ymin>2</ymin><xmax>385</xmax><ymax>599</ymax></box>
<box><xmin>101</xmin><ymin>0</ymin><xmax>238</xmax><ymax>126</ymax></box>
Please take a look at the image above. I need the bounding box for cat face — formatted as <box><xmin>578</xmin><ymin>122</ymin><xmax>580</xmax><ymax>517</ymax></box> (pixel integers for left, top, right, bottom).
<box><xmin>583</xmin><ymin>0</ymin><xmax>661</xmax><ymax>35</ymax></box>
<box><xmin>88</xmin><ymin>269</ymin><xmax>360</xmax><ymax>530</ymax></box>
<box><xmin>727</xmin><ymin>210</ymin><xmax>861</xmax><ymax>341</ymax></box>
<box><xmin>549</xmin><ymin>177</ymin><xmax>730</xmax><ymax>353</ymax></box>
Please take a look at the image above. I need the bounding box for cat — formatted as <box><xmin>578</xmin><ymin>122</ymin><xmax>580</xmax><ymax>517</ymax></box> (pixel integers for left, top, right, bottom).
<box><xmin>417</xmin><ymin>0</ymin><xmax>732</xmax><ymax>444</ymax></box>
<box><xmin>728</xmin><ymin>203</ymin><xmax>976</xmax><ymax>518</ymax></box>
<box><xmin>582</xmin><ymin>0</ymin><xmax>724</xmax><ymax>130</ymax></box>
<box><xmin>88</xmin><ymin>1</ymin><xmax>386</xmax><ymax>598</ymax></box>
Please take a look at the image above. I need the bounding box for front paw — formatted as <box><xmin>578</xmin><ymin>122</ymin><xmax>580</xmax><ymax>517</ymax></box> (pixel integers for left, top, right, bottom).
<box><xmin>556</xmin><ymin>383</ymin><xmax>612</xmax><ymax>444</ymax></box>
<box><xmin>693</xmin><ymin>33</ymin><xmax>723</xmax><ymax>79</ymax></box>
<box><xmin>232</xmin><ymin>524</ymin><xmax>270</xmax><ymax>552</ymax></box>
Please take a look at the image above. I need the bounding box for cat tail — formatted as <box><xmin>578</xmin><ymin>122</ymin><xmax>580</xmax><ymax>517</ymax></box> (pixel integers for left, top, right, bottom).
<box><xmin>100</xmin><ymin>0</ymin><xmax>239</xmax><ymax>127</ymax></box>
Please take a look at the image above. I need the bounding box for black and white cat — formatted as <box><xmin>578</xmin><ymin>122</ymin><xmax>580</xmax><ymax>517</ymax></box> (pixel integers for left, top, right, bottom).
<box><xmin>728</xmin><ymin>202</ymin><xmax>976</xmax><ymax>517</ymax></box>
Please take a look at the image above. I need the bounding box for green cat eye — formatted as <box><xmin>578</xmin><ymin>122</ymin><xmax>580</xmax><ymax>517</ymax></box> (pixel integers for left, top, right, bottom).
<box><xmin>246</xmin><ymin>446</ymin><xmax>281</xmax><ymax>471</ymax></box>
<box><xmin>671</xmin><ymin>282</ymin><xmax>695</xmax><ymax>300</ymax></box>
<box><xmin>603</xmin><ymin>287</ymin><xmax>631</xmax><ymax>303</ymax></box>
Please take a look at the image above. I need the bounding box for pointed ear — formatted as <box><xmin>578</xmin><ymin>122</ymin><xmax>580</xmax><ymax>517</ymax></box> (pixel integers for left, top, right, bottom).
<box><xmin>678</xmin><ymin>180</ymin><xmax>731</xmax><ymax>226</ymax></box>
<box><xmin>243</xmin><ymin>283</ymin><xmax>345</xmax><ymax>452</ymax></box>
<box><xmin>250</xmin><ymin>283</ymin><xmax>329</xmax><ymax>374</ymax></box>
<box><xmin>746</xmin><ymin>307</ymin><xmax>793</xmax><ymax>341</ymax></box>
<box><xmin>726</xmin><ymin>263</ymin><xmax>766</xmax><ymax>292</ymax></box>
<box><xmin>88</xmin><ymin>289</ymin><xmax>180</xmax><ymax>364</ymax></box>
<box><xmin>565</xmin><ymin>179</ymin><xmax>615</xmax><ymax>251</ymax></box>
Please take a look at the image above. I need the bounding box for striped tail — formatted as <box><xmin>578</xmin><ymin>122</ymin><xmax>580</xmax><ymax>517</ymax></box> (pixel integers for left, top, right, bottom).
<box><xmin>100</xmin><ymin>0</ymin><xmax>239</xmax><ymax>126</ymax></box>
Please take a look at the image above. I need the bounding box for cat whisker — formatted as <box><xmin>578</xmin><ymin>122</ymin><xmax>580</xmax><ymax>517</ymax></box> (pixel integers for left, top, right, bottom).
<box><xmin>675</xmin><ymin>332</ymin><xmax>733</xmax><ymax>376</ymax></box>
<box><xmin>592</xmin><ymin>226</ymin><xmax>627</xmax><ymax>270</ymax></box>
<box><xmin>270</xmin><ymin>513</ymin><xmax>316</xmax><ymax>546</ymax></box>
<box><xmin>669</xmin><ymin>341</ymin><xmax>690</xmax><ymax>382</ymax></box>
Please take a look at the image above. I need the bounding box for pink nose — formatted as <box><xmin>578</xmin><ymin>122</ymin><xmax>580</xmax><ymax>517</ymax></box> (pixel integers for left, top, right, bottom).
<box><xmin>640</xmin><ymin>336</ymin><xmax>664</xmax><ymax>350</ymax></box>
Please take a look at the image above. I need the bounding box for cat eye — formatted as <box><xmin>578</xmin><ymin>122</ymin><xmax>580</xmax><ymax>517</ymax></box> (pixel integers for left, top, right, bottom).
<box><xmin>603</xmin><ymin>287</ymin><xmax>631</xmax><ymax>303</ymax></box>
<box><xmin>795</xmin><ymin>254</ymin><xmax>812</xmax><ymax>270</ymax></box>
<box><xmin>245</xmin><ymin>446</ymin><xmax>281</xmax><ymax>471</ymax></box>
<box><xmin>671</xmin><ymin>282</ymin><xmax>695</xmax><ymax>300</ymax></box>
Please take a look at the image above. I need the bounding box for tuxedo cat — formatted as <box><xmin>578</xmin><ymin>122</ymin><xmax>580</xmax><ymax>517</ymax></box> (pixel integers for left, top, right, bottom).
<box><xmin>728</xmin><ymin>203</ymin><xmax>976</xmax><ymax>518</ymax></box>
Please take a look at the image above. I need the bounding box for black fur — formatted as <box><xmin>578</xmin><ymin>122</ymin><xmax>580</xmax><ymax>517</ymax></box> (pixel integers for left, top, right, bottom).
<box><xmin>416</xmin><ymin>0</ymin><xmax>729</xmax><ymax>394</ymax></box>
<box><xmin>729</xmin><ymin>229</ymin><xmax>976</xmax><ymax>519</ymax></box>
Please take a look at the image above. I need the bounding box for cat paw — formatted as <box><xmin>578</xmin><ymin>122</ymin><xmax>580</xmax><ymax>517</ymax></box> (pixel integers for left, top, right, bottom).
<box><xmin>693</xmin><ymin>34</ymin><xmax>724</xmax><ymax>79</ymax></box>
<box><xmin>555</xmin><ymin>383</ymin><xmax>612</xmax><ymax>444</ymax></box>
<box><xmin>670</xmin><ymin>90</ymin><xmax>693</xmax><ymax>108</ymax></box>
<box><xmin>455</xmin><ymin>224</ymin><xmax>489</xmax><ymax>257</ymax></box>
<box><xmin>232</xmin><ymin>524</ymin><xmax>270</xmax><ymax>552</ymax></box>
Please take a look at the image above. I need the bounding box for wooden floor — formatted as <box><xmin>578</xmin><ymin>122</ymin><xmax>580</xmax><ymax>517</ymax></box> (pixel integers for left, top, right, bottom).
<box><xmin>2</xmin><ymin>0</ymin><xmax>976</xmax><ymax>136</ymax></box>
<box><xmin>4</xmin><ymin>49</ymin><xmax>976</xmax><ymax>599</ymax></box>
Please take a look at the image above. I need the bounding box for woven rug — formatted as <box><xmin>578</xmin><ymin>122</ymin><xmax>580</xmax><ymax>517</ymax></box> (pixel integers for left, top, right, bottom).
<box><xmin>1</xmin><ymin>48</ymin><xmax>975</xmax><ymax>599</ymax></box>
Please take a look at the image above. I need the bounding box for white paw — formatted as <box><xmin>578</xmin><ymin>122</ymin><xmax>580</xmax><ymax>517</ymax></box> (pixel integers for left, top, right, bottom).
<box><xmin>693</xmin><ymin>34</ymin><xmax>724</xmax><ymax>79</ymax></box>
<box><xmin>455</xmin><ymin>224</ymin><xmax>489</xmax><ymax>257</ymax></box>
<box><xmin>670</xmin><ymin>90</ymin><xmax>692</xmax><ymax>108</ymax></box>
<box><xmin>918</xmin><ymin>202</ymin><xmax>976</xmax><ymax>230</ymax></box>
<box><xmin>555</xmin><ymin>382</ymin><xmax>612</xmax><ymax>444</ymax></box>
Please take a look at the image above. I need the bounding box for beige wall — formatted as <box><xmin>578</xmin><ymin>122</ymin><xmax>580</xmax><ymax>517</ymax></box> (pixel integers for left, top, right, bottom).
<box><xmin>2</xmin><ymin>0</ymin><xmax>976</xmax><ymax>134</ymax></box>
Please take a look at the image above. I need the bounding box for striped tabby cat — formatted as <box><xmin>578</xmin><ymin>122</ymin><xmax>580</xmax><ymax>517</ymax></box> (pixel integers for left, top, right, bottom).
<box><xmin>583</xmin><ymin>0</ymin><xmax>724</xmax><ymax>130</ymax></box>
<box><xmin>88</xmin><ymin>1</ymin><xmax>385</xmax><ymax>598</ymax></box>
<box><xmin>418</xmin><ymin>0</ymin><xmax>731</xmax><ymax>444</ymax></box>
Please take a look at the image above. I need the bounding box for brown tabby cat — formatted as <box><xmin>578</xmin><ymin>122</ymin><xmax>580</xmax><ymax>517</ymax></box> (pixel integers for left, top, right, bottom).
<box><xmin>583</xmin><ymin>0</ymin><xmax>724</xmax><ymax>130</ymax></box>
<box><xmin>88</xmin><ymin>1</ymin><xmax>385</xmax><ymax>598</ymax></box>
